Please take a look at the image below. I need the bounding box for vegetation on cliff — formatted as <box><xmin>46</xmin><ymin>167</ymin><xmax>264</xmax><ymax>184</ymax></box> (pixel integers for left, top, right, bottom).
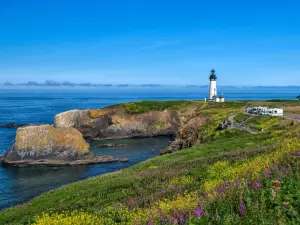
<box><xmin>120</xmin><ymin>100</ymin><xmax>195</xmax><ymax>114</ymax></box>
<box><xmin>0</xmin><ymin>100</ymin><xmax>300</xmax><ymax>224</ymax></box>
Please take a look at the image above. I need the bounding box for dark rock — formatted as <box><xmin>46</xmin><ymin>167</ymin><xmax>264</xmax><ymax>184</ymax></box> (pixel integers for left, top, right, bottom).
<box><xmin>0</xmin><ymin>123</ymin><xmax>28</xmax><ymax>128</ymax></box>
<box><xmin>0</xmin><ymin>123</ymin><xmax>46</xmax><ymax>129</ymax></box>
<box><xmin>96</xmin><ymin>143</ymin><xmax>127</xmax><ymax>148</ymax></box>
<box><xmin>120</xmin><ymin>158</ymin><xmax>129</xmax><ymax>163</ymax></box>
<box><xmin>2</xmin><ymin>155</ymin><xmax>118</xmax><ymax>167</ymax></box>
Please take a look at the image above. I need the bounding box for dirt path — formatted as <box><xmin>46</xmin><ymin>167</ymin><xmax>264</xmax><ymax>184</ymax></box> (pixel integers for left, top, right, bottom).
<box><xmin>228</xmin><ymin>113</ymin><xmax>257</xmax><ymax>134</ymax></box>
<box><xmin>284</xmin><ymin>114</ymin><xmax>300</xmax><ymax>121</ymax></box>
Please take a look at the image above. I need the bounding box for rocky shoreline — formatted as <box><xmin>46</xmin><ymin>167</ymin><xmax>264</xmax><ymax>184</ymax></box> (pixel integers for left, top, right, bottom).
<box><xmin>0</xmin><ymin>104</ymin><xmax>183</xmax><ymax>167</ymax></box>
<box><xmin>0</xmin><ymin>123</ymin><xmax>46</xmax><ymax>128</ymax></box>
<box><xmin>1</xmin><ymin>155</ymin><xmax>118</xmax><ymax>167</ymax></box>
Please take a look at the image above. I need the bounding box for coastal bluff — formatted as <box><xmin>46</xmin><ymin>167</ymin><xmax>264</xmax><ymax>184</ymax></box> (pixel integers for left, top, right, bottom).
<box><xmin>2</xmin><ymin>125</ymin><xmax>117</xmax><ymax>166</ymax></box>
<box><xmin>54</xmin><ymin>106</ymin><xmax>180</xmax><ymax>140</ymax></box>
<box><xmin>1</xmin><ymin>101</ymin><xmax>187</xmax><ymax>166</ymax></box>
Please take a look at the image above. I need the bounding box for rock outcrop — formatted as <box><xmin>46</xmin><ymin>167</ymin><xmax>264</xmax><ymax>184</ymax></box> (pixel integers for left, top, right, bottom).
<box><xmin>160</xmin><ymin>117</ymin><xmax>207</xmax><ymax>154</ymax></box>
<box><xmin>54</xmin><ymin>106</ymin><xmax>180</xmax><ymax>140</ymax></box>
<box><xmin>159</xmin><ymin>103</ymin><xmax>210</xmax><ymax>154</ymax></box>
<box><xmin>2</xmin><ymin>125</ymin><xmax>117</xmax><ymax>166</ymax></box>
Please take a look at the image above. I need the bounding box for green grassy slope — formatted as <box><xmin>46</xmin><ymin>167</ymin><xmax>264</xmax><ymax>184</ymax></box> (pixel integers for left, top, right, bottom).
<box><xmin>0</xmin><ymin>101</ymin><xmax>299</xmax><ymax>224</ymax></box>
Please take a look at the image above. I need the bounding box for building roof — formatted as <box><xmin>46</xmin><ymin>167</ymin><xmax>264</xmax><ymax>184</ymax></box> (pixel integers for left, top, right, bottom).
<box><xmin>209</xmin><ymin>69</ymin><xmax>217</xmax><ymax>80</ymax></box>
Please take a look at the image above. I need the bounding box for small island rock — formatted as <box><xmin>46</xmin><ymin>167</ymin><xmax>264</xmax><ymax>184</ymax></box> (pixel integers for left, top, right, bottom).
<box><xmin>1</xmin><ymin>125</ymin><xmax>116</xmax><ymax>166</ymax></box>
<box><xmin>120</xmin><ymin>158</ymin><xmax>129</xmax><ymax>163</ymax></box>
<box><xmin>96</xmin><ymin>143</ymin><xmax>127</xmax><ymax>148</ymax></box>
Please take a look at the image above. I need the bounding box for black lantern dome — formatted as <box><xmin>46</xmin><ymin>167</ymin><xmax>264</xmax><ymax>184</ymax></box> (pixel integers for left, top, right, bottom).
<box><xmin>209</xmin><ymin>69</ymin><xmax>217</xmax><ymax>80</ymax></box>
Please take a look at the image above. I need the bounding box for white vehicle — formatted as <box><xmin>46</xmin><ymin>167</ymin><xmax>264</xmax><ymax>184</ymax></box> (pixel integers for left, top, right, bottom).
<box><xmin>247</xmin><ymin>107</ymin><xmax>283</xmax><ymax>116</ymax></box>
<box><xmin>266</xmin><ymin>108</ymin><xmax>283</xmax><ymax>116</ymax></box>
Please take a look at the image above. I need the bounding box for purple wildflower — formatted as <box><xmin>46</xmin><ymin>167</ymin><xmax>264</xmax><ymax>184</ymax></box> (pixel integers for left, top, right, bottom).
<box><xmin>251</xmin><ymin>180</ymin><xmax>261</xmax><ymax>190</ymax></box>
<box><xmin>264</xmin><ymin>168</ymin><xmax>271</xmax><ymax>178</ymax></box>
<box><xmin>221</xmin><ymin>182</ymin><xmax>230</xmax><ymax>189</ymax></box>
<box><xmin>160</xmin><ymin>215</ymin><xmax>166</xmax><ymax>223</ymax></box>
<box><xmin>296</xmin><ymin>152</ymin><xmax>300</xmax><ymax>157</ymax></box>
<box><xmin>239</xmin><ymin>201</ymin><xmax>247</xmax><ymax>216</ymax></box>
<box><xmin>281</xmin><ymin>167</ymin><xmax>290</xmax><ymax>173</ymax></box>
<box><xmin>194</xmin><ymin>207</ymin><xmax>204</xmax><ymax>217</ymax></box>
<box><xmin>273</xmin><ymin>164</ymin><xmax>279</xmax><ymax>170</ymax></box>
<box><xmin>171</xmin><ymin>217</ymin><xmax>177</xmax><ymax>223</ymax></box>
<box><xmin>179</xmin><ymin>215</ymin><xmax>185</xmax><ymax>224</ymax></box>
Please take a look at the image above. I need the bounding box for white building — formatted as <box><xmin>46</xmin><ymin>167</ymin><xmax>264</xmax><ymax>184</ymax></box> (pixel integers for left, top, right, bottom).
<box><xmin>207</xmin><ymin>69</ymin><xmax>225</xmax><ymax>102</ymax></box>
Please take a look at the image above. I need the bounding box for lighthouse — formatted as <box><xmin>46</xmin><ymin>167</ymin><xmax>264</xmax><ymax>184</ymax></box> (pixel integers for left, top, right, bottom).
<box><xmin>207</xmin><ymin>69</ymin><xmax>225</xmax><ymax>102</ymax></box>
<box><xmin>209</xmin><ymin>69</ymin><xmax>217</xmax><ymax>100</ymax></box>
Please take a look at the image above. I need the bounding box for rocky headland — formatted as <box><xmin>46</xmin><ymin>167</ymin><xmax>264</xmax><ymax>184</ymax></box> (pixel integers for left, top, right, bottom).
<box><xmin>2</xmin><ymin>101</ymin><xmax>245</xmax><ymax>166</ymax></box>
<box><xmin>2</xmin><ymin>101</ymin><xmax>239</xmax><ymax>166</ymax></box>
<box><xmin>1</xmin><ymin>102</ymin><xmax>186</xmax><ymax>166</ymax></box>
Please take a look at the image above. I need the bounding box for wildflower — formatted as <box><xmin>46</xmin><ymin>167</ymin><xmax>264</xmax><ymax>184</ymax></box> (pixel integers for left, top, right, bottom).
<box><xmin>264</xmin><ymin>168</ymin><xmax>271</xmax><ymax>178</ymax></box>
<box><xmin>221</xmin><ymin>182</ymin><xmax>230</xmax><ymax>189</ymax></box>
<box><xmin>273</xmin><ymin>164</ymin><xmax>279</xmax><ymax>170</ymax></box>
<box><xmin>281</xmin><ymin>167</ymin><xmax>290</xmax><ymax>173</ymax></box>
<box><xmin>251</xmin><ymin>180</ymin><xmax>261</xmax><ymax>190</ymax></box>
<box><xmin>239</xmin><ymin>201</ymin><xmax>247</xmax><ymax>216</ymax></box>
<box><xmin>160</xmin><ymin>215</ymin><xmax>166</xmax><ymax>223</ymax></box>
<box><xmin>171</xmin><ymin>217</ymin><xmax>177</xmax><ymax>223</ymax></box>
<box><xmin>296</xmin><ymin>151</ymin><xmax>300</xmax><ymax>157</ymax></box>
<box><xmin>194</xmin><ymin>207</ymin><xmax>204</xmax><ymax>217</ymax></box>
<box><xmin>179</xmin><ymin>215</ymin><xmax>185</xmax><ymax>224</ymax></box>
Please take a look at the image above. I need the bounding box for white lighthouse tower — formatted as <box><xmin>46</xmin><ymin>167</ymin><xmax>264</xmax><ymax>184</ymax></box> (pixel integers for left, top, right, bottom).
<box><xmin>209</xmin><ymin>69</ymin><xmax>217</xmax><ymax>100</ymax></box>
<box><xmin>208</xmin><ymin>69</ymin><xmax>225</xmax><ymax>102</ymax></box>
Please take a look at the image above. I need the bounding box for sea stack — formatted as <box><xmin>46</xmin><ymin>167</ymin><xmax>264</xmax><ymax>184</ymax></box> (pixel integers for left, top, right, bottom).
<box><xmin>2</xmin><ymin>125</ymin><xmax>117</xmax><ymax>166</ymax></box>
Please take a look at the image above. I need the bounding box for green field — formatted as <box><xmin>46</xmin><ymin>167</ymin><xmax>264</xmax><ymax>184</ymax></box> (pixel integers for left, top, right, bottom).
<box><xmin>1</xmin><ymin>100</ymin><xmax>300</xmax><ymax>225</ymax></box>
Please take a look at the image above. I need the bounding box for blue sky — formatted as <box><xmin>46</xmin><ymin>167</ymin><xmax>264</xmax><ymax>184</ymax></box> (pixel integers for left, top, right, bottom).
<box><xmin>1</xmin><ymin>0</ymin><xmax>300</xmax><ymax>85</ymax></box>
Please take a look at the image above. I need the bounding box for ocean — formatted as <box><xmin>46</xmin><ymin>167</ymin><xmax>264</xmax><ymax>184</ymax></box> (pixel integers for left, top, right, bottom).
<box><xmin>0</xmin><ymin>86</ymin><xmax>299</xmax><ymax>210</ymax></box>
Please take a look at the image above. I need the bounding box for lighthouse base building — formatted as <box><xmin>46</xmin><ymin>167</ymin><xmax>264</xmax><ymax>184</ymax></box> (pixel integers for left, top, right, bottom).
<box><xmin>207</xmin><ymin>69</ymin><xmax>225</xmax><ymax>103</ymax></box>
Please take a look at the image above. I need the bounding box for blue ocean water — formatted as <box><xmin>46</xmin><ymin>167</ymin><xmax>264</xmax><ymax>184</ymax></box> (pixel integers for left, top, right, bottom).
<box><xmin>0</xmin><ymin>87</ymin><xmax>299</xmax><ymax>210</ymax></box>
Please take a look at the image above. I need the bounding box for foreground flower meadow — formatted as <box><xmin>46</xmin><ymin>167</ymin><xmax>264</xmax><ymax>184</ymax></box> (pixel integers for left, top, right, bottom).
<box><xmin>32</xmin><ymin>135</ymin><xmax>300</xmax><ymax>225</ymax></box>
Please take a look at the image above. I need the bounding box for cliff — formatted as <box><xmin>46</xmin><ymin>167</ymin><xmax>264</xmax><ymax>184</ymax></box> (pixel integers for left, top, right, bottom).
<box><xmin>54</xmin><ymin>106</ymin><xmax>180</xmax><ymax>140</ymax></box>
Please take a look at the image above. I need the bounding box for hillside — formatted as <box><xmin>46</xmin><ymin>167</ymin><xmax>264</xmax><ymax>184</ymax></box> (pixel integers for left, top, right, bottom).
<box><xmin>0</xmin><ymin>100</ymin><xmax>300</xmax><ymax>225</ymax></box>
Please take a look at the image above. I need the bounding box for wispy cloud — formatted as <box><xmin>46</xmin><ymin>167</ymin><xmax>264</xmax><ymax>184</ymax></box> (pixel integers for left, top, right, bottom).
<box><xmin>139</xmin><ymin>40</ymin><xmax>181</xmax><ymax>50</ymax></box>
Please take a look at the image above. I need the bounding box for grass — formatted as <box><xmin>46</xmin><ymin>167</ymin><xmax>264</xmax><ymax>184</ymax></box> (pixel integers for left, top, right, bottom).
<box><xmin>234</xmin><ymin>113</ymin><xmax>251</xmax><ymax>123</ymax></box>
<box><xmin>120</xmin><ymin>100</ymin><xmax>197</xmax><ymax>114</ymax></box>
<box><xmin>1</xmin><ymin>100</ymin><xmax>299</xmax><ymax>224</ymax></box>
